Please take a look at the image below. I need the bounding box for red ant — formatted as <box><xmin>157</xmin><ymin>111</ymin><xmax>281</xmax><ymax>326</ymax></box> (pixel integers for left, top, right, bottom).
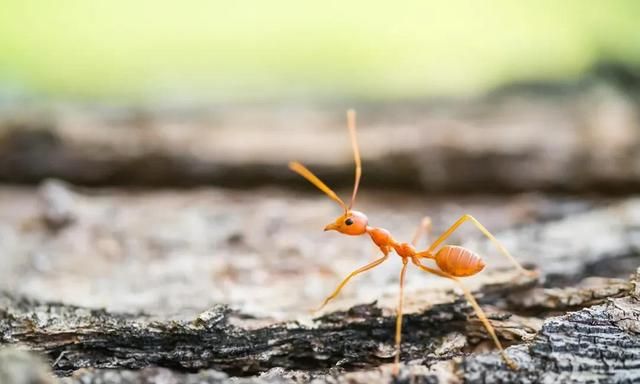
<box><xmin>289</xmin><ymin>110</ymin><xmax>537</xmax><ymax>374</ymax></box>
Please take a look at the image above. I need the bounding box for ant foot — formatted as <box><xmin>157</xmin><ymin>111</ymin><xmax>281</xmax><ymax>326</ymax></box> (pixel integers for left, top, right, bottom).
<box><xmin>501</xmin><ymin>352</ymin><xmax>519</xmax><ymax>370</ymax></box>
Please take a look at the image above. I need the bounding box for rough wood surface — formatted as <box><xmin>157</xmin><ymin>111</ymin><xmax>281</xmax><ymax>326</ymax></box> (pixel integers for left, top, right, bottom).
<box><xmin>469</xmin><ymin>198</ymin><xmax>640</xmax><ymax>284</ymax></box>
<box><xmin>465</xmin><ymin>280</ymin><xmax>640</xmax><ymax>383</ymax></box>
<box><xmin>2</xmin><ymin>184</ymin><xmax>640</xmax><ymax>382</ymax></box>
<box><xmin>1</xmin><ymin>84</ymin><xmax>639</xmax><ymax>193</ymax></box>
<box><xmin>0</xmin><ymin>273</ymin><xmax>637</xmax><ymax>383</ymax></box>
<box><xmin>0</xmin><ymin>182</ymin><xmax>599</xmax><ymax>318</ymax></box>
<box><xmin>0</xmin><ymin>276</ymin><xmax>532</xmax><ymax>376</ymax></box>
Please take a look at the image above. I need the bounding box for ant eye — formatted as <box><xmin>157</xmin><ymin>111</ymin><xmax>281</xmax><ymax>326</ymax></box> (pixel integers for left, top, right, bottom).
<box><xmin>345</xmin><ymin>218</ymin><xmax>354</xmax><ymax>226</ymax></box>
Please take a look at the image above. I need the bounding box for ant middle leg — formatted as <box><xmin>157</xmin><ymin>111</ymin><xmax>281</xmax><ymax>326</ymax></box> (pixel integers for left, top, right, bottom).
<box><xmin>410</xmin><ymin>257</ymin><xmax>518</xmax><ymax>370</ymax></box>
<box><xmin>411</xmin><ymin>216</ymin><xmax>433</xmax><ymax>247</ymax></box>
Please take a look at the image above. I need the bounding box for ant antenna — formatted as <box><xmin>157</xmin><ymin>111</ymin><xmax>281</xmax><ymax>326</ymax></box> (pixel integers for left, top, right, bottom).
<box><xmin>289</xmin><ymin>109</ymin><xmax>361</xmax><ymax>213</ymax></box>
<box><xmin>289</xmin><ymin>161</ymin><xmax>347</xmax><ymax>212</ymax></box>
<box><xmin>347</xmin><ymin>109</ymin><xmax>361</xmax><ymax>210</ymax></box>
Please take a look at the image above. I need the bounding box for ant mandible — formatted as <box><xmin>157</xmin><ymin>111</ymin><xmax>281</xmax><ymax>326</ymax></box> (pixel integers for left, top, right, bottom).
<box><xmin>289</xmin><ymin>110</ymin><xmax>536</xmax><ymax>374</ymax></box>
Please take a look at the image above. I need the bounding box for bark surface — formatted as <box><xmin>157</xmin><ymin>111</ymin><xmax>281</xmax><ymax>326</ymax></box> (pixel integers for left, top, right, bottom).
<box><xmin>1</xmin><ymin>273</ymin><xmax>637</xmax><ymax>383</ymax></box>
<box><xmin>1</xmin><ymin>85</ymin><xmax>640</xmax><ymax>193</ymax></box>
<box><xmin>1</xmin><ymin>169</ymin><xmax>640</xmax><ymax>383</ymax></box>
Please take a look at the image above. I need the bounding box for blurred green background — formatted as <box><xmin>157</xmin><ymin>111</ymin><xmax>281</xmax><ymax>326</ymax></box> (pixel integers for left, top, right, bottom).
<box><xmin>1</xmin><ymin>0</ymin><xmax>639</xmax><ymax>101</ymax></box>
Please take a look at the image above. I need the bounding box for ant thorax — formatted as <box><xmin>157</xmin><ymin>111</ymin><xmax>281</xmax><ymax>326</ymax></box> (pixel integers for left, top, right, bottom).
<box><xmin>367</xmin><ymin>226</ymin><xmax>392</xmax><ymax>249</ymax></box>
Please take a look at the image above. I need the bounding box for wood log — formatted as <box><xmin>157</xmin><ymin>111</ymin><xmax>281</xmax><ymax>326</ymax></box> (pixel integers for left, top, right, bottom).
<box><xmin>1</xmin><ymin>273</ymin><xmax>637</xmax><ymax>383</ymax></box>
<box><xmin>465</xmin><ymin>278</ymin><xmax>640</xmax><ymax>383</ymax></box>
<box><xmin>1</xmin><ymin>178</ymin><xmax>640</xmax><ymax>382</ymax></box>
<box><xmin>1</xmin><ymin>84</ymin><xmax>639</xmax><ymax>193</ymax></box>
<box><xmin>0</xmin><ymin>285</ymin><xmax>521</xmax><ymax>376</ymax></box>
<box><xmin>0</xmin><ymin>182</ymin><xmax>603</xmax><ymax>318</ymax></box>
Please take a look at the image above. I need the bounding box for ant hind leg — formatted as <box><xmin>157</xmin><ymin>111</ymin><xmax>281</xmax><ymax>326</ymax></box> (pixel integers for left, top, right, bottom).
<box><xmin>411</xmin><ymin>216</ymin><xmax>433</xmax><ymax>247</ymax></box>
<box><xmin>410</xmin><ymin>257</ymin><xmax>518</xmax><ymax>370</ymax></box>
<box><xmin>427</xmin><ymin>214</ymin><xmax>535</xmax><ymax>276</ymax></box>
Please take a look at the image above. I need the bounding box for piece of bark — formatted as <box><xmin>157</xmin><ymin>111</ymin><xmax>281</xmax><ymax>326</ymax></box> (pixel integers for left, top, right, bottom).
<box><xmin>0</xmin><ymin>294</ymin><xmax>487</xmax><ymax>376</ymax></box>
<box><xmin>507</xmin><ymin>276</ymin><xmax>632</xmax><ymax>312</ymax></box>
<box><xmin>59</xmin><ymin>364</ymin><xmax>457</xmax><ymax>384</ymax></box>
<box><xmin>60</xmin><ymin>367</ymin><xmax>244</xmax><ymax>384</ymax></box>
<box><xmin>464</xmin><ymin>271</ymin><xmax>640</xmax><ymax>383</ymax></box>
<box><xmin>0</xmin><ymin>183</ymin><xmax>597</xmax><ymax>319</ymax></box>
<box><xmin>2</xmin><ymin>183</ymin><xmax>639</xmax><ymax>335</ymax></box>
<box><xmin>1</xmin><ymin>84</ymin><xmax>639</xmax><ymax>193</ymax></box>
<box><xmin>0</xmin><ymin>271</ymin><xmax>542</xmax><ymax>377</ymax></box>
<box><xmin>1</xmin><ymin>273</ymin><xmax>637</xmax><ymax>383</ymax></box>
<box><xmin>0</xmin><ymin>347</ymin><xmax>56</xmax><ymax>384</ymax></box>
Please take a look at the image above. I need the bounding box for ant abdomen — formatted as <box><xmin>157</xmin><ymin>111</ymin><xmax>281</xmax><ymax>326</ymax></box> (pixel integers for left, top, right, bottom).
<box><xmin>435</xmin><ymin>245</ymin><xmax>486</xmax><ymax>277</ymax></box>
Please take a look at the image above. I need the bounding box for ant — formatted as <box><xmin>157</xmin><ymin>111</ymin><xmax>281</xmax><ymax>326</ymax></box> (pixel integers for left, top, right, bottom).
<box><xmin>289</xmin><ymin>110</ymin><xmax>537</xmax><ymax>375</ymax></box>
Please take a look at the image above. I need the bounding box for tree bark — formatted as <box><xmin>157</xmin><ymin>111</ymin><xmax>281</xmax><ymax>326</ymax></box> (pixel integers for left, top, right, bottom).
<box><xmin>1</xmin><ymin>272</ymin><xmax>638</xmax><ymax>383</ymax></box>
<box><xmin>465</xmin><ymin>288</ymin><xmax>640</xmax><ymax>383</ymax></box>
<box><xmin>2</xmin><ymin>85</ymin><xmax>640</xmax><ymax>193</ymax></box>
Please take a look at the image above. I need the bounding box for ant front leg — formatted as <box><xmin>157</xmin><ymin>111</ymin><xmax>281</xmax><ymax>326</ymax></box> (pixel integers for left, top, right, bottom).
<box><xmin>427</xmin><ymin>214</ymin><xmax>536</xmax><ymax>276</ymax></box>
<box><xmin>411</xmin><ymin>258</ymin><xmax>518</xmax><ymax>370</ymax></box>
<box><xmin>392</xmin><ymin>258</ymin><xmax>409</xmax><ymax>376</ymax></box>
<box><xmin>313</xmin><ymin>251</ymin><xmax>389</xmax><ymax>312</ymax></box>
<box><xmin>390</xmin><ymin>216</ymin><xmax>431</xmax><ymax>376</ymax></box>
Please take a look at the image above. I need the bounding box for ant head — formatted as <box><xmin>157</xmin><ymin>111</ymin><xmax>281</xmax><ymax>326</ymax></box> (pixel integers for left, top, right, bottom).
<box><xmin>324</xmin><ymin>210</ymin><xmax>368</xmax><ymax>236</ymax></box>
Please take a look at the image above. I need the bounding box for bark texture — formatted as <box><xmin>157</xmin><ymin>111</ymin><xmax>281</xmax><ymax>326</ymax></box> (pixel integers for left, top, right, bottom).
<box><xmin>1</xmin><ymin>177</ymin><xmax>640</xmax><ymax>383</ymax></box>
<box><xmin>0</xmin><ymin>182</ymin><xmax>600</xmax><ymax>318</ymax></box>
<box><xmin>1</xmin><ymin>273</ymin><xmax>638</xmax><ymax>383</ymax></box>
<box><xmin>1</xmin><ymin>84</ymin><xmax>640</xmax><ymax>193</ymax></box>
<box><xmin>0</xmin><ymin>282</ymin><xmax>527</xmax><ymax>376</ymax></box>
<box><xmin>465</xmin><ymin>290</ymin><xmax>640</xmax><ymax>383</ymax></box>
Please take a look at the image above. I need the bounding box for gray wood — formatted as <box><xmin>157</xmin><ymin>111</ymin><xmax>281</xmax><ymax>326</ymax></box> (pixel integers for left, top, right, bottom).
<box><xmin>1</xmin><ymin>273</ymin><xmax>637</xmax><ymax>383</ymax></box>
<box><xmin>1</xmin><ymin>85</ymin><xmax>639</xmax><ymax>193</ymax></box>
<box><xmin>465</xmin><ymin>283</ymin><xmax>640</xmax><ymax>383</ymax></box>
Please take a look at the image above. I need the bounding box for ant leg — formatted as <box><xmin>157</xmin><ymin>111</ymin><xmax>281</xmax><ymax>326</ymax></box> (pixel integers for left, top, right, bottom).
<box><xmin>313</xmin><ymin>252</ymin><xmax>389</xmax><ymax>312</ymax></box>
<box><xmin>411</xmin><ymin>258</ymin><xmax>518</xmax><ymax>370</ymax></box>
<box><xmin>393</xmin><ymin>258</ymin><xmax>409</xmax><ymax>376</ymax></box>
<box><xmin>425</xmin><ymin>214</ymin><xmax>533</xmax><ymax>275</ymax></box>
<box><xmin>411</xmin><ymin>216</ymin><xmax>433</xmax><ymax>247</ymax></box>
<box><xmin>392</xmin><ymin>213</ymin><xmax>430</xmax><ymax>375</ymax></box>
